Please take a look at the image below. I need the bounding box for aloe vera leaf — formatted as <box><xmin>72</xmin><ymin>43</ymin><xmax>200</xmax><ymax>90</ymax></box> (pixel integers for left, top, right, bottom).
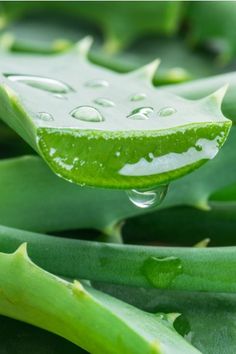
<box><xmin>0</xmin><ymin>127</ymin><xmax>235</xmax><ymax>236</ymax></box>
<box><xmin>2</xmin><ymin>23</ymin><xmax>216</xmax><ymax>86</ymax></box>
<box><xmin>0</xmin><ymin>129</ymin><xmax>235</xmax><ymax>235</ymax></box>
<box><xmin>2</xmin><ymin>28</ymin><xmax>217</xmax><ymax>86</ymax></box>
<box><xmin>124</xmin><ymin>203</ymin><xmax>236</xmax><ymax>247</ymax></box>
<box><xmin>2</xmin><ymin>224</ymin><xmax>236</xmax><ymax>293</ymax></box>
<box><xmin>0</xmin><ymin>117</ymin><xmax>235</xmax><ymax>235</ymax></box>
<box><xmin>0</xmin><ymin>121</ymin><xmax>233</xmax><ymax>236</ymax></box>
<box><xmin>187</xmin><ymin>2</ymin><xmax>236</xmax><ymax>63</ymax></box>
<box><xmin>91</xmin><ymin>37</ymin><xmax>217</xmax><ymax>86</ymax></box>
<box><xmin>0</xmin><ymin>155</ymin><xmax>143</xmax><ymax>233</ymax></box>
<box><xmin>1</xmin><ymin>125</ymin><xmax>236</xmax><ymax>236</ymax></box>
<box><xmin>95</xmin><ymin>283</ymin><xmax>236</xmax><ymax>354</ymax></box>
<box><xmin>0</xmin><ymin>244</ymin><xmax>201</xmax><ymax>354</ymax></box>
<box><xmin>124</xmin><ymin>173</ymin><xmax>236</xmax><ymax>247</ymax></box>
<box><xmin>0</xmin><ymin>43</ymin><xmax>231</xmax><ymax>189</ymax></box>
<box><xmin>0</xmin><ymin>315</ymin><xmax>87</xmax><ymax>354</ymax></box>
<box><xmin>0</xmin><ymin>2</ymin><xmax>183</xmax><ymax>53</ymax></box>
<box><xmin>163</xmin><ymin>71</ymin><xmax>236</xmax><ymax>122</ymax></box>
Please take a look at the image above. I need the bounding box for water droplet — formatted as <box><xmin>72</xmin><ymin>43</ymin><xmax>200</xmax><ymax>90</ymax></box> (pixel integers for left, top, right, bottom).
<box><xmin>36</xmin><ymin>112</ymin><xmax>54</xmax><ymax>121</ymax></box>
<box><xmin>71</xmin><ymin>106</ymin><xmax>104</xmax><ymax>122</ymax></box>
<box><xmin>94</xmin><ymin>97</ymin><xmax>115</xmax><ymax>107</ymax></box>
<box><xmin>127</xmin><ymin>107</ymin><xmax>153</xmax><ymax>120</ymax></box>
<box><xmin>131</xmin><ymin>93</ymin><xmax>147</xmax><ymax>101</ymax></box>
<box><xmin>127</xmin><ymin>185</ymin><xmax>168</xmax><ymax>209</ymax></box>
<box><xmin>53</xmin><ymin>93</ymin><xmax>68</xmax><ymax>99</ymax></box>
<box><xmin>142</xmin><ymin>256</ymin><xmax>183</xmax><ymax>288</ymax></box>
<box><xmin>85</xmin><ymin>79</ymin><xmax>109</xmax><ymax>88</ymax></box>
<box><xmin>158</xmin><ymin>106</ymin><xmax>176</xmax><ymax>117</ymax></box>
<box><xmin>195</xmin><ymin>143</ymin><xmax>203</xmax><ymax>152</ymax></box>
<box><xmin>4</xmin><ymin>74</ymin><xmax>73</xmax><ymax>94</ymax></box>
<box><xmin>174</xmin><ymin>314</ymin><xmax>192</xmax><ymax>342</ymax></box>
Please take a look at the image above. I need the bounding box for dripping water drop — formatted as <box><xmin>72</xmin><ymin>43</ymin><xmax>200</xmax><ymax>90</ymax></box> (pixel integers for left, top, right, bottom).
<box><xmin>127</xmin><ymin>185</ymin><xmax>168</xmax><ymax>209</ymax></box>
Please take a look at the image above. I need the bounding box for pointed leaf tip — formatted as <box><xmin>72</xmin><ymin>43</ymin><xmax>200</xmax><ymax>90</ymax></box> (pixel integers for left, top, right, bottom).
<box><xmin>207</xmin><ymin>83</ymin><xmax>229</xmax><ymax>108</ymax></box>
<box><xmin>0</xmin><ymin>32</ymin><xmax>15</xmax><ymax>51</ymax></box>
<box><xmin>194</xmin><ymin>238</ymin><xmax>211</xmax><ymax>248</ymax></box>
<box><xmin>72</xmin><ymin>280</ymin><xmax>89</xmax><ymax>297</ymax></box>
<box><xmin>166</xmin><ymin>313</ymin><xmax>181</xmax><ymax>324</ymax></box>
<box><xmin>75</xmin><ymin>36</ymin><xmax>93</xmax><ymax>57</ymax></box>
<box><xmin>143</xmin><ymin>59</ymin><xmax>160</xmax><ymax>80</ymax></box>
<box><xmin>131</xmin><ymin>59</ymin><xmax>160</xmax><ymax>83</ymax></box>
<box><xmin>15</xmin><ymin>242</ymin><xmax>28</xmax><ymax>258</ymax></box>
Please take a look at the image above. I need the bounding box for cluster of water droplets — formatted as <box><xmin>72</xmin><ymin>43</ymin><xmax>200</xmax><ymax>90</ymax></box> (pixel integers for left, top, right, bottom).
<box><xmin>5</xmin><ymin>74</ymin><xmax>172</xmax><ymax>208</ymax></box>
<box><xmin>5</xmin><ymin>74</ymin><xmax>177</xmax><ymax>125</ymax></box>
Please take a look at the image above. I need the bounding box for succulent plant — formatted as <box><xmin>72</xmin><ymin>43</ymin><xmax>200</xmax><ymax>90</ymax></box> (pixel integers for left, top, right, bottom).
<box><xmin>1</xmin><ymin>2</ymin><xmax>236</xmax><ymax>354</ymax></box>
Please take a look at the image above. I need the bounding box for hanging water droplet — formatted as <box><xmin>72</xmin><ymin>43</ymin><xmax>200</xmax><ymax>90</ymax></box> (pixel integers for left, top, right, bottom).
<box><xmin>4</xmin><ymin>74</ymin><xmax>73</xmax><ymax>94</ymax></box>
<box><xmin>85</xmin><ymin>79</ymin><xmax>109</xmax><ymax>88</ymax></box>
<box><xmin>127</xmin><ymin>107</ymin><xmax>153</xmax><ymax>120</ymax></box>
<box><xmin>71</xmin><ymin>106</ymin><xmax>104</xmax><ymax>122</ymax></box>
<box><xmin>94</xmin><ymin>97</ymin><xmax>115</xmax><ymax>107</ymax></box>
<box><xmin>158</xmin><ymin>106</ymin><xmax>177</xmax><ymax>117</ymax></box>
<box><xmin>127</xmin><ymin>185</ymin><xmax>168</xmax><ymax>208</ymax></box>
<box><xmin>142</xmin><ymin>256</ymin><xmax>183</xmax><ymax>288</ymax></box>
<box><xmin>130</xmin><ymin>93</ymin><xmax>147</xmax><ymax>101</ymax></box>
<box><xmin>36</xmin><ymin>112</ymin><xmax>54</xmax><ymax>121</ymax></box>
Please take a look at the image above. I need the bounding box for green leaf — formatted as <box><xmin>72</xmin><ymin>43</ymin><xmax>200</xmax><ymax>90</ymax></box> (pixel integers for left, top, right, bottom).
<box><xmin>124</xmin><ymin>125</ymin><xmax>236</xmax><ymax>245</ymax></box>
<box><xmin>162</xmin><ymin>70</ymin><xmax>236</xmax><ymax>123</ymax></box>
<box><xmin>0</xmin><ymin>155</ymin><xmax>155</xmax><ymax>234</ymax></box>
<box><xmin>187</xmin><ymin>2</ymin><xmax>236</xmax><ymax>63</ymax></box>
<box><xmin>0</xmin><ymin>2</ymin><xmax>183</xmax><ymax>53</ymax></box>
<box><xmin>0</xmin><ymin>244</ymin><xmax>200</xmax><ymax>354</ymax></box>
<box><xmin>2</xmin><ymin>224</ymin><xmax>236</xmax><ymax>293</ymax></box>
<box><xmin>0</xmin><ymin>43</ymin><xmax>231</xmax><ymax>188</ymax></box>
<box><xmin>96</xmin><ymin>283</ymin><xmax>236</xmax><ymax>354</ymax></box>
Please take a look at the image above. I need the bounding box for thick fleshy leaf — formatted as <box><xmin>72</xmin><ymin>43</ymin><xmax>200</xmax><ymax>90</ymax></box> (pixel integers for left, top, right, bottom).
<box><xmin>0</xmin><ymin>44</ymin><xmax>231</xmax><ymax>188</ymax></box>
<box><xmin>95</xmin><ymin>283</ymin><xmax>236</xmax><ymax>354</ymax></box>
<box><xmin>0</xmin><ymin>2</ymin><xmax>183</xmax><ymax>53</ymax></box>
<box><xmin>0</xmin><ymin>129</ymin><xmax>235</xmax><ymax>236</ymax></box>
<box><xmin>2</xmin><ymin>224</ymin><xmax>236</xmax><ymax>293</ymax></box>
<box><xmin>0</xmin><ymin>244</ymin><xmax>200</xmax><ymax>354</ymax></box>
<box><xmin>187</xmin><ymin>2</ymin><xmax>236</xmax><ymax>63</ymax></box>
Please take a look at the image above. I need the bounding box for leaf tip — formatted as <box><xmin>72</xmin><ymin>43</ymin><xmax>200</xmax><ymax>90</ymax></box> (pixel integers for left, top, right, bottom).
<box><xmin>207</xmin><ymin>83</ymin><xmax>229</xmax><ymax>108</ymax></box>
<box><xmin>194</xmin><ymin>238</ymin><xmax>211</xmax><ymax>248</ymax></box>
<box><xmin>15</xmin><ymin>242</ymin><xmax>28</xmax><ymax>259</ymax></box>
<box><xmin>72</xmin><ymin>280</ymin><xmax>89</xmax><ymax>298</ymax></box>
<box><xmin>0</xmin><ymin>32</ymin><xmax>15</xmax><ymax>51</ymax></box>
<box><xmin>75</xmin><ymin>36</ymin><xmax>93</xmax><ymax>57</ymax></box>
<box><xmin>131</xmin><ymin>58</ymin><xmax>160</xmax><ymax>83</ymax></box>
